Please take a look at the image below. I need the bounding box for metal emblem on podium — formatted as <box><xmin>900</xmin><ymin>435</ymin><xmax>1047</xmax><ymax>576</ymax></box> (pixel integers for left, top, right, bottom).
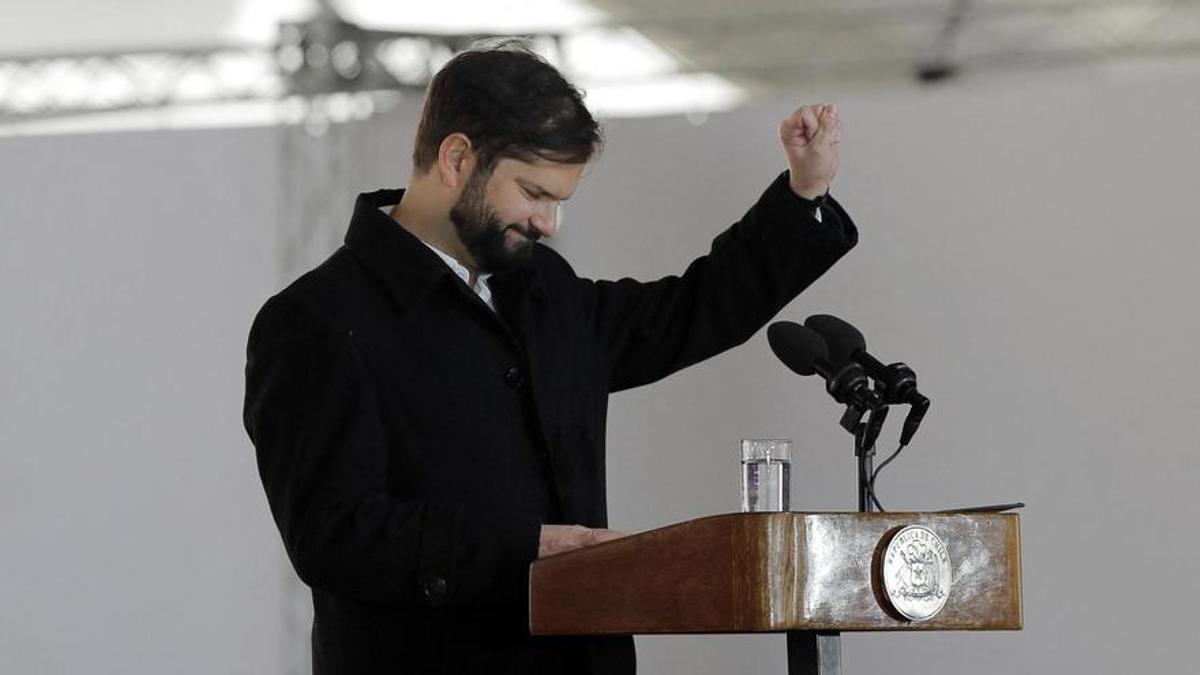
<box><xmin>881</xmin><ymin>525</ymin><xmax>952</xmax><ymax>621</ymax></box>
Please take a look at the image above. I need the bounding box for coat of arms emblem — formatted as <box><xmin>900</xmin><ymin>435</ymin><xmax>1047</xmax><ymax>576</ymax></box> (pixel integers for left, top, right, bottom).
<box><xmin>881</xmin><ymin>525</ymin><xmax>953</xmax><ymax>621</ymax></box>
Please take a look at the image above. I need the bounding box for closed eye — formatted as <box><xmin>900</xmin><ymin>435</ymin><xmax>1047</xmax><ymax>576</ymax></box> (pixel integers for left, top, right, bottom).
<box><xmin>519</xmin><ymin>180</ymin><xmax>563</xmax><ymax>202</ymax></box>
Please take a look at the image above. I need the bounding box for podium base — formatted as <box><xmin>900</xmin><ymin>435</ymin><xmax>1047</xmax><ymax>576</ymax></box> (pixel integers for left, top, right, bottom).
<box><xmin>787</xmin><ymin>631</ymin><xmax>841</xmax><ymax>675</ymax></box>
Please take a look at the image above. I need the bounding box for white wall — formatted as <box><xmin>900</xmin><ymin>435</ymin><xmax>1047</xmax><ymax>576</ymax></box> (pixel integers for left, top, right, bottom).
<box><xmin>0</xmin><ymin>128</ymin><xmax>287</xmax><ymax>673</ymax></box>
<box><xmin>1</xmin><ymin>57</ymin><xmax>1198</xmax><ymax>674</ymax></box>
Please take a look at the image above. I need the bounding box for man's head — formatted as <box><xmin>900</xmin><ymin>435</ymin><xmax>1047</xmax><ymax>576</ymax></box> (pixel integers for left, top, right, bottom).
<box><xmin>408</xmin><ymin>41</ymin><xmax>601</xmax><ymax>273</ymax></box>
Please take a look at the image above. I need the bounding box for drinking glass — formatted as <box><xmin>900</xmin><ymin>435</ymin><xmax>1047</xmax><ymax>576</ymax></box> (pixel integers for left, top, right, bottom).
<box><xmin>740</xmin><ymin>439</ymin><xmax>791</xmax><ymax>512</ymax></box>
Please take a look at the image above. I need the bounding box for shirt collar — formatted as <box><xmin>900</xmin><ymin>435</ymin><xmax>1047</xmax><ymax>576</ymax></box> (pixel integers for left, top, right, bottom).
<box><xmin>418</xmin><ymin>240</ymin><xmax>492</xmax><ymax>290</ymax></box>
<box><xmin>419</xmin><ymin>240</ymin><xmax>496</xmax><ymax>309</ymax></box>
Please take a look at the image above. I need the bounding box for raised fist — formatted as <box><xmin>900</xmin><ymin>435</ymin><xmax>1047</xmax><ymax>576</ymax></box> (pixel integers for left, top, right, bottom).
<box><xmin>779</xmin><ymin>103</ymin><xmax>843</xmax><ymax>200</ymax></box>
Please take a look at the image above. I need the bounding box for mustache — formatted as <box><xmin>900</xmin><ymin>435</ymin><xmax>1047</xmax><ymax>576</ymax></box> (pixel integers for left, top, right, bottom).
<box><xmin>504</xmin><ymin>224</ymin><xmax>541</xmax><ymax>242</ymax></box>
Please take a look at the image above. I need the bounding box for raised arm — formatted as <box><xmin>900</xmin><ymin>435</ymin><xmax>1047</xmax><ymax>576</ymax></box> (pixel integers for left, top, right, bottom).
<box><xmin>582</xmin><ymin>104</ymin><xmax>856</xmax><ymax>392</ymax></box>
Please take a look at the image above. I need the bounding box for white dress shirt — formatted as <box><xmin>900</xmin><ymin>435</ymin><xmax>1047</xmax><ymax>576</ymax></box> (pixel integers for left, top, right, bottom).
<box><xmin>419</xmin><ymin>241</ymin><xmax>496</xmax><ymax>312</ymax></box>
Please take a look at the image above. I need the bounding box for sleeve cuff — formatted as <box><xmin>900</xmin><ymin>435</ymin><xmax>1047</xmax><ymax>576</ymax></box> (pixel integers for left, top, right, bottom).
<box><xmin>418</xmin><ymin>502</ymin><xmax>543</xmax><ymax>609</ymax></box>
<box><xmin>754</xmin><ymin>170</ymin><xmax>857</xmax><ymax>248</ymax></box>
<box><xmin>781</xmin><ymin>171</ymin><xmax>829</xmax><ymax>214</ymax></box>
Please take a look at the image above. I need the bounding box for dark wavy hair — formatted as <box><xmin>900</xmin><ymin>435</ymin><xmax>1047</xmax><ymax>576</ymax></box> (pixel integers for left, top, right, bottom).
<box><xmin>412</xmin><ymin>40</ymin><xmax>602</xmax><ymax>175</ymax></box>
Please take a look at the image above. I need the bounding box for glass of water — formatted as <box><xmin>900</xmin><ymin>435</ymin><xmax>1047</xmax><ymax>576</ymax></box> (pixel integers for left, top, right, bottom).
<box><xmin>740</xmin><ymin>439</ymin><xmax>791</xmax><ymax>512</ymax></box>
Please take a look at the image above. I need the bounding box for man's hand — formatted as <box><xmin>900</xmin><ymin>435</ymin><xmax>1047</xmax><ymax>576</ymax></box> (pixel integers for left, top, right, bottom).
<box><xmin>538</xmin><ymin>524</ymin><xmax>626</xmax><ymax>558</ymax></box>
<box><xmin>779</xmin><ymin>103</ymin><xmax>843</xmax><ymax>200</ymax></box>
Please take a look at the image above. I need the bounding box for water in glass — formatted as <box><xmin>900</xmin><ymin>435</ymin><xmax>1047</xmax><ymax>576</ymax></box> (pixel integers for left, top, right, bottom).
<box><xmin>741</xmin><ymin>457</ymin><xmax>790</xmax><ymax>512</ymax></box>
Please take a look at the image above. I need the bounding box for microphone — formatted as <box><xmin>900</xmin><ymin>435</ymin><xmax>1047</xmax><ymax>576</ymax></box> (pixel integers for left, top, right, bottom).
<box><xmin>766</xmin><ymin>321</ymin><xmax>884</xmax><ymax>415</ymax></box>
<box><xmin>803</xmin><ymin>314</ymin><xmax>930</xmax><ymax>445</ymax></box>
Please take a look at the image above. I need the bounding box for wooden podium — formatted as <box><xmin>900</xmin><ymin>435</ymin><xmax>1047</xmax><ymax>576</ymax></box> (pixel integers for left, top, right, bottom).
<box><xmin>529</xmin><ymin>512</ymin><xmax>1022</xmax><ymax>674</ymax></box>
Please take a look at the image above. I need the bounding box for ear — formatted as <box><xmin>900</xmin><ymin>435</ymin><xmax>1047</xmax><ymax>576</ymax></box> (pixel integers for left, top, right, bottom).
<box><xmin>436</xmin><ymin>133</ymin><xmax>475</xmax><ymax>190</ymax></box>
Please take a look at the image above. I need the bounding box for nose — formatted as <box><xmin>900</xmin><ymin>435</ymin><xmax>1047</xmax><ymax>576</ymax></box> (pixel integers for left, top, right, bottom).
<box><xmin>528</xmin><ymin>202</ymin><xmax>559</xmax><ymax>239</ymax></box>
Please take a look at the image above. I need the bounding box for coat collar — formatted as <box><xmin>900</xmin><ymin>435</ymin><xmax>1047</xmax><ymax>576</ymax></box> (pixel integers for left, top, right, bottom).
<box><xmin>343</xmin><ymin>188</ymin><xmax>544</xmax><ymax>311</ymax></box>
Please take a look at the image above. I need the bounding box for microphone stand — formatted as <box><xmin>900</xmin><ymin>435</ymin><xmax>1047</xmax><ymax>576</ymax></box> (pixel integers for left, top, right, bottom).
<box><xmin>835</xmin><ymin>396</ymin><xmax>887</xmax><ymax>513</ymax></box>
<box><xmin>855</xmin><ymin>405</ymin><xmax>887</xmax><ymax>513</ymax></box>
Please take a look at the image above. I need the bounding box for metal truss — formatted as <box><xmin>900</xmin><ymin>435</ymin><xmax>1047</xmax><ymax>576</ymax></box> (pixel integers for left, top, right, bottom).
<box><xmin>0</xmin><ymin>46</ymin><xmax>281</xmax><ymax>122</ymax></box>
<box><xmin>0</xmin><ymin>10</ymin><xmax>562</xmax><ymax>124</ymax></box>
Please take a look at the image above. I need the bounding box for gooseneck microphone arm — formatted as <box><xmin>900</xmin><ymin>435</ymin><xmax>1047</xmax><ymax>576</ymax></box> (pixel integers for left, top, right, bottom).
<box><xmin>852</xmin><ymin>352</ymin><xmax>929</xmax><ymax>446</ymax></box>
<box><xmin>810</xmin><ymin>358</ymin><xmax>887</xmax><ymax>429</ymax></box>
<box><xmin>900</xmin><ymin>395</ymin><xmax>929</xmax><ymax>446</ymax></box>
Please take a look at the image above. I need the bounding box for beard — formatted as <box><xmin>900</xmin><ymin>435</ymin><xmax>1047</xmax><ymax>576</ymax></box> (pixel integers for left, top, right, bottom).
<box><xmin>449</xmin><ymin>170</ymin><xmax>538</xmax><ymax>275</ymax></box>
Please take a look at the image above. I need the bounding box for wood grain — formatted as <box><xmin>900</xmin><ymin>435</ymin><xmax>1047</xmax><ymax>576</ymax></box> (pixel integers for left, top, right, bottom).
<box><xmin>528</xmin><ymin>512</ymin><xmax>1022</xmax><ymax>635</ymax></box>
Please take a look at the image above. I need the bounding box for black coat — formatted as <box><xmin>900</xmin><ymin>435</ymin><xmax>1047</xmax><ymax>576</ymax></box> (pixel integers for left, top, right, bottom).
<box><xmin>243</xmin><ymin>171</ymin><xmax>857</xmax><ymax>674</ymax></box>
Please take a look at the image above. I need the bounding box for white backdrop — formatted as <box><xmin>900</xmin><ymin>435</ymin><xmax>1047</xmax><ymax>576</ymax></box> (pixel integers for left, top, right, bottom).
<box><xmin>2</xmin><ymin>58</ymin><xmax>1198</xmax><ymax>674</ymax></box>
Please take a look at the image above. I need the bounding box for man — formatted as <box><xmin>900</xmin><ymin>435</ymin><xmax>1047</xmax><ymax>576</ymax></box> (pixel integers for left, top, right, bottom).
<box><xmin>244</xmin><ymin>43</ymin><xmax>855</xmax><ymax>674</ymax></box>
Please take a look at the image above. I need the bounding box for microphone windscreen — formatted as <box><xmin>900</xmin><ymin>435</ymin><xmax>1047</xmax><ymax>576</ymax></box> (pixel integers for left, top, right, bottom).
<box><xmin>804</xmin><ymin>314</ymin><xmax>865</xmax><ymax>364</ymax></box>
<box><xmin>767</xmin><ymin>321</ymin><xmax>829</xmax><ymax>376</ymax></box>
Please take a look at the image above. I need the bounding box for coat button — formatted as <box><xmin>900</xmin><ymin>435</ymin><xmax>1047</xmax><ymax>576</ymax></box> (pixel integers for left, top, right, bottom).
<box><xmin>422</xmin><ymin>576</ymin><xmax>447</xmax><ymax>606</ymax></box>
<box><xmin>503</xmin><ymin>366</ymin><xmax>523</xmax><ymax>388</ymax></box>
